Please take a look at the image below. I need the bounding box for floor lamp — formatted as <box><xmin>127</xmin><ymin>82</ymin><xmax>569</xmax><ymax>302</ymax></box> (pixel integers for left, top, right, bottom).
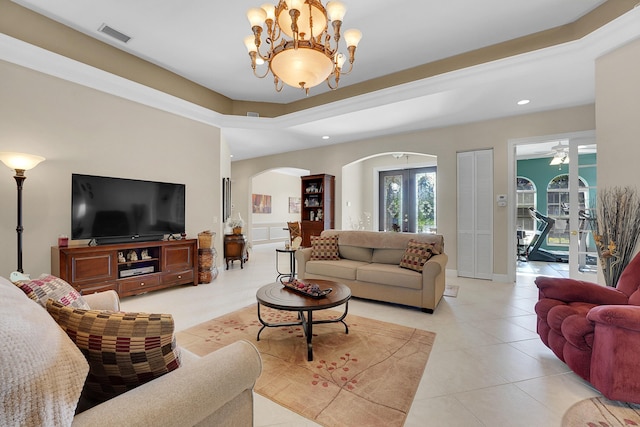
<box><xmin>0</xmin><ymin>152</ymin><xmax>45</xmax><ymax>274</ymax></box>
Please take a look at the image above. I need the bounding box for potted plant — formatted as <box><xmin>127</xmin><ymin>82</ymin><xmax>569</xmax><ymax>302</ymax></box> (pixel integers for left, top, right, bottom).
<box><xmin>594</xmin><ymin>186</ymin><xmax>640</xmax><ymax>287</ymax></box>
<box><xmin>226</xmin><ymin>215</ymin><xmax>245</xmax><ymax>235</ymax></box>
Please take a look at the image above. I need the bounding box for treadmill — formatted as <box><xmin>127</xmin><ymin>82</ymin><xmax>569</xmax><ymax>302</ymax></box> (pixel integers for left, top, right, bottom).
<box><xmin>526</xmin><ymin>207</ymin><xmax>569</xmax><ymax>263</ymax></box>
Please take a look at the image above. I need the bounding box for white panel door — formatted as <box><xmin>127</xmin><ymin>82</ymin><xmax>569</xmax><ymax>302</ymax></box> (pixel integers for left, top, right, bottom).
<box><xmin>457</xmin><ymin>152</ymin><xmax>475</xmax><ymax>277</ymax></box>
<box><xmin>457</xmin><ymin>150</ymin><xmax>493</xmax><ymax>279</ymax></box>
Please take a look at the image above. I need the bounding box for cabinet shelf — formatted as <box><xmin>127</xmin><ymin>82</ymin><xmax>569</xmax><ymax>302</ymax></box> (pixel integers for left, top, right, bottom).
<box><xmin>118</xmin><ymin>258</ymin><xmax>159</xmax><ymax>266</ymax></box>
<box><xmin>300</xmin><ymin>174</ymin><xmax>334</xmax><ymax>246</ymax></box>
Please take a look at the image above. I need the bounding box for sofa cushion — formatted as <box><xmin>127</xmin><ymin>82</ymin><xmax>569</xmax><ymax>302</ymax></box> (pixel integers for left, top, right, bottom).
<box><xmin>310</xmin><ymin>235</ymin><xmax>340</xmax><ymax>260</ymax></box>
<box><xmin>46</xmin><ymin>300</ymin><xmax>181</xmax><ymax>403</ymax></box>
<box><xmin>0</xmin><ymin>276</ymin><xmax>89</xmax><ymax>427</ymax></box>
<box><xmin>399</xmin><ymin>240</ymin><xmax>439</xmax><ymax>272</ymax></box>
<box><xmin>306</xmin><ymin>259</ymin><xmax>369</xmax><ymax>281</ymax></box>
<box><xmin>372</xmin><ymin>248</ymin><xmax>406</xmax><ymax>265</ymax></box>
<box><xmin>339</xmin><ymin>245</ymin><xmax>373</xmax><ymax>262</ymax></box>
<box><xmin>357</xmin><ymin>264</ymin><xmax>423</xmax><ymax>290</ymax></box>
<box><xmin>13</xmin><ymin>273</ymin><xmax>90</xmax><ymax>309</ymax></box>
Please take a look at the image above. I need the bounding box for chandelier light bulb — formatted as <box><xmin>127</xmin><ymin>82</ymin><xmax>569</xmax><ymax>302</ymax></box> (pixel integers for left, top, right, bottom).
<box><xmin>344</xmin><ymin>28</ymin><xmax>362</xmax><ymax>47</ymax></box>
<box><xmin>247</xmin><ymin>7</ymin><xmax>267</xmax><ymax>27</ymax></box>
<box><xmin>244</xmin><ymin>35</ymin><xmax>258</xmax><ymax>53</ymax></box>
<box><xmin>260</xmin><ymin>3</ymin><xmax>276</xmax><ymax>21</ymax></box>
<box><xmin>326</xmin><ymin>1</ymin><xmax>347</xmax><ymax>21</ymax></box>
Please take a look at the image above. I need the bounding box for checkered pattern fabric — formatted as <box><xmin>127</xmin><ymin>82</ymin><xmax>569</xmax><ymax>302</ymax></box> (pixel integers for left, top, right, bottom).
<box><xmin>46</xmin><ymin>300</ymin><xmax>181</xmax><ymax>402</ymax></box>
<box><xmin>14</xmin><ymin>274</ymin><xmax>90</xmax><ymax>309</ymax></box>
<box><xmin>399</xmin><ymin>239</ymin><xmax>439</xmax><ymax>272</ymax></box>
<box><xmin>310</xmin><ymin>235</ymin><xmax>340</xmax><ymax>260</ymax></box>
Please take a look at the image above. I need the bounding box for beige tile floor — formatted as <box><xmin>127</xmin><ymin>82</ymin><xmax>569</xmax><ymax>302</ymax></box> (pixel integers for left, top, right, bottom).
<box><xmin>120</xmin><ymin>244</ymin><xmax>600</xmax><ymax>427</ymax></box>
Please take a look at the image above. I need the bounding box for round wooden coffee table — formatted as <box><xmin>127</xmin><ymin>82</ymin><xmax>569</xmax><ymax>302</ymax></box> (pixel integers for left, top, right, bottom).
<box><xmin>256</xmin><ymin>280</ymin><xmax>351</xmax><ymax>361</ymax></box>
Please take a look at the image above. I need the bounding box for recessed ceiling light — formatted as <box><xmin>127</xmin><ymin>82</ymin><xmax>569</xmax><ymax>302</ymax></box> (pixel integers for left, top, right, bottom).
<box><xmin>322</xmin><ymin>135</ymin><xmax>330</xmax><ymax>140</ymax></box>
<box><xmin>517</xmin><ymin>99</ymin><xmax>530</xmax><ymax>106</ymax></box>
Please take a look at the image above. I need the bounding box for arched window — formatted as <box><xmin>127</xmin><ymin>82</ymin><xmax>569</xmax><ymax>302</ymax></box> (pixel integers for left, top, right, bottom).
<box><xmin>516</xmin><ymin>177</ymin><xmax>536</xmax><ymax>234</ymax></box>
<box><xmin>546</xmin><ymin>174</ymin><xmax>588</xmax><ymax>246</ymax></box>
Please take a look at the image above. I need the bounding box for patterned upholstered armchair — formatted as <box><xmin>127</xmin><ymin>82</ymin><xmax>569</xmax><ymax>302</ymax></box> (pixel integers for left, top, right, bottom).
<box><xmin>535</xmin><ymin>251</ymin><xmax>640</xmax><ymax>403</ymax></box>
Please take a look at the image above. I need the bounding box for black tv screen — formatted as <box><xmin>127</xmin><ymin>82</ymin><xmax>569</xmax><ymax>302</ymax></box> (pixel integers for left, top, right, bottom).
<box><xmin>71</xmin><ymin>174</ymin><xmax>185</xmax><ymax>244</ymax></box>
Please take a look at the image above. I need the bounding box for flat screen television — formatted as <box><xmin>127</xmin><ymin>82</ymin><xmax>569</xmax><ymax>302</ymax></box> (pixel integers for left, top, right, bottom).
<box><xmin>71</xmin><ymin>174</ymin><xmax>186</xmax><ymax>245</ymax></box>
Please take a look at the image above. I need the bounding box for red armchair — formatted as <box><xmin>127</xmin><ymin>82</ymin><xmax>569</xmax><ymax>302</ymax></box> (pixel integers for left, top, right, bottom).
<box><xmin>535</xmin><ymin>251</ymin><xmax>640</xmax><ymax>403</ymax></box>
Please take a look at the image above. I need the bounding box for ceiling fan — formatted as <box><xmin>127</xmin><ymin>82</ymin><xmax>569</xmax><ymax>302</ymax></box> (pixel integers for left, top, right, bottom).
<box><xmin>547</xmin><ymin>142</ymin><xmax>570</xmax><ymax>165</ymax></box>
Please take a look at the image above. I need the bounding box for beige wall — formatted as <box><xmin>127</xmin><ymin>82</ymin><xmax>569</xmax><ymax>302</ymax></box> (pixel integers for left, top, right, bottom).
<box><xmin>342</xmin><ymin>160</ymin><xmax>364</xmax><ymax>229</ymax></box>
<box><xmin>0</xmin><ymin>60</ymin><xmax>227</xmax><ymax>276</ymax></box>
<box><xmin>232</xmin><ymin>104</ymin><xmax>596</xmax><ymax>277</ymax></box>
<box><xmin>596</xmin><ymin>37</ymin><xmax>640</xmax><ymax>188</ymax></box>
<box><xmin>249</xmin><ymin>171</ymin><xmax>301</xmax><ymax>244</ymax></box>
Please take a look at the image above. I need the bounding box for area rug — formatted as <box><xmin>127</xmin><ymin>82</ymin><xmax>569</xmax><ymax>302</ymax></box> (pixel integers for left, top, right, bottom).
<box><xmin>177</xmin><ymin>305</ymin><xmax>436</xmax><ymax>427</ymax></box>
<box><xmin>562</xmin><ymin>396</ymin><xmax>640</xmax><ymax>426</ymax></box>
<box><xmin>444</xmin><ymin>284</ymin><xmax>459</xmax><ymax>297</ymax></box>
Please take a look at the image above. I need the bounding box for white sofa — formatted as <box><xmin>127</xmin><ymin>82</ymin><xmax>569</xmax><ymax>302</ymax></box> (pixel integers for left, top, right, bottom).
<box><xmin>0</xmin><ymin>276</ymin><xmax>262</xmax><ymax>427</ymax></box>
<box><xmin>296</xmin><ymin>230</ymin><xmax>447</xmax><ymax>313</ymax></box>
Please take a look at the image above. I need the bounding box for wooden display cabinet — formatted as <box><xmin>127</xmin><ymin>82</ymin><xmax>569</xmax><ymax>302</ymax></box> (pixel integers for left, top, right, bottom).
<box><xmin>51</xmin><ymin>239</ymin><xmax>198</xmax><ymax>297</ymax></box>
<box><xmin>301</xmin><ymin>174</ymin><xmax>335</xmax><ymax>247</ymax></box>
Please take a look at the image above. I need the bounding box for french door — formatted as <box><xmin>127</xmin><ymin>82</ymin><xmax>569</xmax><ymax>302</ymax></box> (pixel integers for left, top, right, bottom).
<box><xmin>568</xmin><ymin>139</ymin><xmax>597</xmax><ymax>280</ymax></box>
<box><xmin>378</xmin><ymin>167</ymin><xmax>436</xmax><ymax>233</ymax></box>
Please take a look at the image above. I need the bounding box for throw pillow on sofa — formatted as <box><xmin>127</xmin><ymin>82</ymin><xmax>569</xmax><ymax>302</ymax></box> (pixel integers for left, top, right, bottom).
<box><xmin>310</xmin><ymin>235</ymin><xmax>340</xmax><ymax>260</ymax></box>
<box><xmin>46</xmin><ymin>300</ymin><xmax>181</xmax><ymax>403</ymax></box>
<box><xmin>399</xmin><ymin>239</ymin><xmax>439</xmax><ymax>272</ymax></box>
<box><xmin>13</xmin><ymin>273</ymin><xmax>90</xmax><ymax>309</ymax></box>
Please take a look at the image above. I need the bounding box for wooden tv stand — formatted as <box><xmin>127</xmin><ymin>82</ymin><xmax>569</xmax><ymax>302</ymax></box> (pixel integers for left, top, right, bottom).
<box><xmin>51</xmin><ymin>239</ymin><xmax>198</xmax><ymax>297</ymax></box>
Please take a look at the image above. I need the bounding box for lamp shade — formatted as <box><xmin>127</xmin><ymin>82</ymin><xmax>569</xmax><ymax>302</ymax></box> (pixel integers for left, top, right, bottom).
<box><xmin>247</xmin><ymin>7</ymin><xmax>267</xmax><ymax>27</ymax></box>
<box><xmin>0</xmin><ymin>152</ymin><xmax>45</xmax><ymax>171</ymax></box>
<box><xmin>260</xmin><ymin>3</ymin><xmax>276</xmax><ymax>21</ymax></box>
<box><xmin>244</xmin><ymin>35</ymin><xmax>258</xmax><ymax>53</ymax></box>
<box><xmin>344</xmin><ymin>28</ymin><xmax>362</xmax><ymax>47</ymax></box>
<box><xmin>326</xmin><ymin>1</ymin><xmax>347</xmax><ymax>21</ymax></box>
<box><xmin>270</xmin><ymin>45</ymin><xmax>334</xmax><ymax>89</ymax></box>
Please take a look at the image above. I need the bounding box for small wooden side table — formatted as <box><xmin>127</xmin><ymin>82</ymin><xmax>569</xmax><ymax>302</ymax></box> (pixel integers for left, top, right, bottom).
<box><xmin>224</xmin><ymin>233</ymin><xmax>247</xmax><ymax>269</ymax></box>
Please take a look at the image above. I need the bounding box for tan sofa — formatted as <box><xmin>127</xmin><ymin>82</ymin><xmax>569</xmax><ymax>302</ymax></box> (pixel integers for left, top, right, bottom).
<box><xmin>295</xmin><ymin>230</ymin><xmax>447</xmax><ymax>313</ymax></box>
<box><xmin>0</xmin><ymin>276</ymin><xmax>262</xmax><ymax>427</ymax></box>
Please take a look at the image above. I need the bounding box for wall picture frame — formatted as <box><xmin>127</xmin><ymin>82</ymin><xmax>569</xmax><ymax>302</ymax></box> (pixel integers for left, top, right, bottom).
<box><xmin>252</xmin><ymin>194</ymin><xmax>272</xmax><ymax>213</ymax></box>
<box><xmin>289</xmin><ymin>197</ymin><xmax>301</xmax><ymax>213</ymax></box>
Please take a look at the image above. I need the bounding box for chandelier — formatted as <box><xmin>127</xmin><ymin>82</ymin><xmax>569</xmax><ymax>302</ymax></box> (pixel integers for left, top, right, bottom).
<box><xmin>244</xmin><ymin>0</ymin><xmax>362</xmax><ymax>94</ymax></box>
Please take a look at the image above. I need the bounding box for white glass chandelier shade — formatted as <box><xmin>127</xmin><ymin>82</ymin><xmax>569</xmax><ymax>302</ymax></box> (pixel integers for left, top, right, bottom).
<box><xmin>245</xmin><ymin>0</ymin><xmax>361</xmax><ymax>93</ymax></box>
<box><xmin>0</xmin><ymin>152</ymin><xmax>46</xmax><ymax>173</ymax></box>
<box><xmin>343</xmin><ymin>28</ymin><xmax>362</xmax><ymax>47</ymax></box>
<box><xmin>326</xmin><ymin>1</ymin><xmax>346</xmax><ymax>21</ymax></box>
<box><xmin>270</xmin><ymin>43</ymin><xmax>334</xmax><ymax>88</ymax></box>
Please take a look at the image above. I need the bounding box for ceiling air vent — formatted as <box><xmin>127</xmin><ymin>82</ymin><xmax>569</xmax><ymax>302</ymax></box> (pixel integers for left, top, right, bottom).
<box><xmin>98</xmin><ymin>24</ymin><xmax>131</xmax><ymax>43</ymax></box>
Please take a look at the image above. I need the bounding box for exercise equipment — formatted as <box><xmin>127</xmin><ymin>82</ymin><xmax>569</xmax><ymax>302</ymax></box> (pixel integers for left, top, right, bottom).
<box><xmin>526</xmin><ymin>207</ymin><xmax>569</xmax><ymax>263</ymax></box>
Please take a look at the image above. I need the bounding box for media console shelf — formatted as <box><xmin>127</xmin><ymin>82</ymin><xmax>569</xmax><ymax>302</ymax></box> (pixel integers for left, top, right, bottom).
<box><xmin>51</xmin><ymin>239</ymin><xmax>198</xmax><ymax>297</ymax></box>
